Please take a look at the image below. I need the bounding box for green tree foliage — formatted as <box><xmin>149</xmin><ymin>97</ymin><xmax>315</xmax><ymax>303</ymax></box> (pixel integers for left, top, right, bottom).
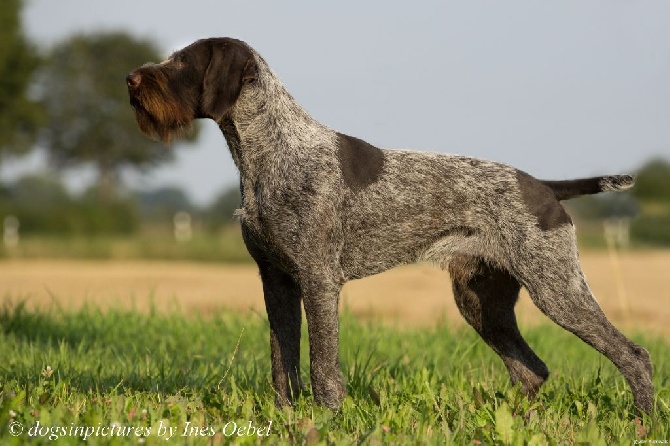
<box><xmin>631</xmin><ymin>157</ymin><xmax>670</xmax><ymax>203</ymax></box>
<box><xmin>0</xmin><ymin>0</ymin><xmax>43</xmax><ymax>159</ymax></box>
<box><xmin>203</xmin><ymin>185</ymin><xmax>241</xmax><ymax>230</ymax></box>
<box><xmin>630</xmin><ymin>157</ymin><xmax>670</xmax><ymax>246</ymax></box>
<box><xmin>631</xmin><ymin>213</ymin><xmax>670</xmax><ymax>246</ymax></box>
<box><xmin>0</xmin><ymin>173</ymin><xmax>138</xmax><ymax>235</ymax></box>
<box><xmin>37</xmin><ymin>32</ymin><xmax>198</xmax><ymax>200</ymax></box>
<box><xmin>136</xmin><ymin>186</ymin><xmax>194</xmax><ymax>221</ymax></box>
<box><xmin>8</xmin><ymin>173</ymin><xmax>70</xmax><ymax>210</ymax></box>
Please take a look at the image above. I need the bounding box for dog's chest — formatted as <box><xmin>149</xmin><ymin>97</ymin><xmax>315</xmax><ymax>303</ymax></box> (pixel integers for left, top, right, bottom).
<box><xmin>237</xmin><ymin>179</ymin><xmax>305</xmax><ymax>270</ymax></box>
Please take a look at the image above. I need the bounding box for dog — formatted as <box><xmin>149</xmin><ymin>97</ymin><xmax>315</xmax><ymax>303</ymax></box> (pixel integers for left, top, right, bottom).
<box><xmin>126</xmin><ymin>37</ymin><xmax>653</xmax><ymax>413</ymax></box>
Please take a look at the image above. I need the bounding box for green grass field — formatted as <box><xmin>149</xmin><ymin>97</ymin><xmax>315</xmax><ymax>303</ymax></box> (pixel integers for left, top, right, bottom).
<box><xmin>0</xmin><ymin>301</ymin><xmax>668</xmax><ymax>445</ymax></box>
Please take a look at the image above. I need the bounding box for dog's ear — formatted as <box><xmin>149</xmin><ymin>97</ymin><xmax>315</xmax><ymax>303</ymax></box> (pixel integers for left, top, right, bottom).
<box><xmin>202</xmin><ymin>40</ymin><xmax>257</xmax><ymax>121</ymax></box>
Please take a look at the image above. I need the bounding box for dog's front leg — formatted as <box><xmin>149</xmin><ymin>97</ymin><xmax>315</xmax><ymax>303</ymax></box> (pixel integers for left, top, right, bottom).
<box><xmin>258</xmin><ymin>263</ymin><xmax>304</xmax><ymax>406</ymax></box>
<box><xmin>302</xmin><ymin>278</ymin><xmax>346</xmax><ymax>410</ymax></box>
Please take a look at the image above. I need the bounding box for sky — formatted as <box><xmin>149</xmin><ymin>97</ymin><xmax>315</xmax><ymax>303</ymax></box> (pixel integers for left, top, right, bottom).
<box><xmin>10</xmin><ymin>0</ymin><xmax>670</xmax><ymax>205</ymax></box>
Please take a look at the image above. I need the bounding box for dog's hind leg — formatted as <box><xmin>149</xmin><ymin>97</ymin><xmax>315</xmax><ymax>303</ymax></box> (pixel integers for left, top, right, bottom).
<box><xmin>514</xmin><ymin>228</ymin><xmax>654</xmax><ymax>414</ymax></box>
<box><xmin>449</xmin><ymin>254</ymin><xmax>549</xmax><ymax>398</ymax></box>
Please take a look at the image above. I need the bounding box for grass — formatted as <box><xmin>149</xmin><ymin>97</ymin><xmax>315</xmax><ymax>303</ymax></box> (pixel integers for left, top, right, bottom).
<box><xmin>0</xmin><ymin>300</ymin><xmax>668</xmax><ymax>445</ymax></box>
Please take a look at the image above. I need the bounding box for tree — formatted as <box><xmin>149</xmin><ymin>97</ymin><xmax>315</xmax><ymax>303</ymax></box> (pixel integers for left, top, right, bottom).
<box><xmin>136</xmin><ymin>186</ymin><xmax>194</xmax><ymax>220</ymax></box>
<box><xmin>8</xmin><ymin>173</ymin><xmax>70</xmax><ymax>211</ymax></box>
<box><xmin>203</xmin><ymin>185</ymin><xmax>241</xmax><ymax>230</ymax></box>
<box><xmin>631</xmin><ymin>158</ymin><xmax>670</xmax><ymax>203</ymax></box>
<box><xmin>0</xmin><ymin>0</ymin><xmax>43</xmax><ymax>161</ymax></box>
<box><xmin>0</xmin><ymin>173</ymin><xmax>139</xmax><ymax>235</ymax></box>
<box><xmin>629</xmin><ymin>157</ymin><xmax>670</xmax><ymax>246</ymax></box>
<box><xmin>37</xmin><ymin>32</ymin><xmax>199</xmax><ymax>201</ymax></box>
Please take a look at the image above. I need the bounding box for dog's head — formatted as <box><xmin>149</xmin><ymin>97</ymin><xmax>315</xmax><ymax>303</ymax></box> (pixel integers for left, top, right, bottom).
<box><xmin>126</xmin><ymin>37</ymin><xmax>257</xmax><ymax>143</ymax></box>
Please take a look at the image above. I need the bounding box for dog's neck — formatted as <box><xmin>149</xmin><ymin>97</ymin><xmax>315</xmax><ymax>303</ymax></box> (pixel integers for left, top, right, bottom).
<box><xmin>218</xmin><ymin>56</ymin><xmax>334</xmax><ymax>177</ymax></box>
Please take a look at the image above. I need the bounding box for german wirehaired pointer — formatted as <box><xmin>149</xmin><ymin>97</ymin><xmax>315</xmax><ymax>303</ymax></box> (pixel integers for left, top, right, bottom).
<box><xmin>127</xmin><ymin>38</ymin><xmax>653</xmax><ymax>413</ymax></box>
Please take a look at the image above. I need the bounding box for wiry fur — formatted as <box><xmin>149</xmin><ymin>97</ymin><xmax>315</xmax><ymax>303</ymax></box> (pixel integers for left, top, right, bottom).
<box><xmin>127</xmin><ymin>38</ymin><xmax>654</xmax><ymax>413</ymax></box>
<box><xmin>127</xmin><ymin>65</ymin><xmax>196</xmax><ymax>143</ymax></box>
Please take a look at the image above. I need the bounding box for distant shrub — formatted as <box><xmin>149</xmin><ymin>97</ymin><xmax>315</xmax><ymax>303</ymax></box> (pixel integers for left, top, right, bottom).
<box><xmin>632</xmin><ymin>158</ymin><xmax>670</xmax><ymax>203</ymax></box>
<box><xmin>0</xmin><ymin>174</ymin><xmax>139</xmax><ymax>235</ymax></box>
<box><xmin>631</xmin><ymin>213</ymin><xmax>670</xmax><ymax>246</ymax></box>
<box><xmin>1</xmin><ymin>199</ymin><xmax>138</xmax><ymax>236</ymax></box>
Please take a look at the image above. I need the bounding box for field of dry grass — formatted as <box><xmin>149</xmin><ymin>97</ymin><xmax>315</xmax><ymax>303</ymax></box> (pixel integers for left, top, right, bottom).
<box><xmin>1</xmin><ymin>250</ymin><xmax>669</xmax><ymax>337</ymax></box>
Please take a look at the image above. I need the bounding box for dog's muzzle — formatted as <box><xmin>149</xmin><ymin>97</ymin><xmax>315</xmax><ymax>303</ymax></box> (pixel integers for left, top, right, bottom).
<box><xmin>126</xmin><ymin>72</ymin><xmax>143</xmax><ymax>108</ymax></box>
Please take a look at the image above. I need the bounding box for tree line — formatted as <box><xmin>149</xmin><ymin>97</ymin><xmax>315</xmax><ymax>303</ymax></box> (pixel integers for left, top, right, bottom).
<box><xmin>0</xmin><ymin>173</ymin><xmax>240</xmax><ymax>235</ymax></box>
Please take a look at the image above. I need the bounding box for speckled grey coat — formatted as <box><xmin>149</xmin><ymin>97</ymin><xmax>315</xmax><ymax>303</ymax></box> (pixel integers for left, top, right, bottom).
<box><xmin>126</xmin><ymin>38</ymin><xmax>653</xmax><ymax>414</ymax></box>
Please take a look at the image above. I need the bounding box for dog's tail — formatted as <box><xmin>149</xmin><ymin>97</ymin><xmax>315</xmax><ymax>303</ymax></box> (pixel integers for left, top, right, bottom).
<box><xmin>542</xmin><ymin>175</ymin><xmax>635</xmax><ymax>201</ymax></box>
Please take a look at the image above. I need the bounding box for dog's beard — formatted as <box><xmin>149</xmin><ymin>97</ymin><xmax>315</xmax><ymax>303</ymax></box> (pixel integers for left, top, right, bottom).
<box><xmin>128</xmin><ymin>70</ymin><xmax>195</xmax><ymax>144</ymax></box>
<box><xmin>132</xmin><ymin>103</ymin><xmax>193</xmax><ymax>145</ymax></box>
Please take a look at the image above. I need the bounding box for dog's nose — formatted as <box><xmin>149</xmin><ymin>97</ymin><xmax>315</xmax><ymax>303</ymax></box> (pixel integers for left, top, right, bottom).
<box><xmin>126</xmin><ymin>72</ymin><xmax>142</xmax><ymax>89</ymax></box>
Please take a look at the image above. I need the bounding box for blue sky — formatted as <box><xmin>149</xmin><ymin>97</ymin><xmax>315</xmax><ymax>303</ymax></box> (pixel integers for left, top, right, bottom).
<box><xmin>10</xmin><ymin>0</ymin><xmax>670</xmax><ymax>205</ymax></box>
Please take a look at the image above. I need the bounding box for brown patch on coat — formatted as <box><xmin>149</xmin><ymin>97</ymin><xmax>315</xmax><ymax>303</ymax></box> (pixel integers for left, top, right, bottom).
<box><xmin>337</xmin><ymin>133</ymin><xmax>385</xmax><ymax>192</ymax></box>
<box><xmin>516</xmin><ymin>170</ymin><xmax>572</xmax><ymax>231</ymax></box>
